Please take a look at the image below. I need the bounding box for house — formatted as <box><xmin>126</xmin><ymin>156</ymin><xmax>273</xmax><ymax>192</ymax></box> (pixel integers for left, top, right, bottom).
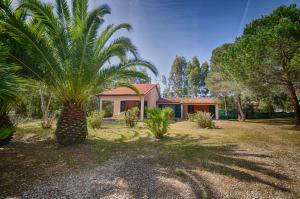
<box><xmin>96</xmin><ymin>84</ymin><xmax>219</xmax><ymax>120</ymax></box>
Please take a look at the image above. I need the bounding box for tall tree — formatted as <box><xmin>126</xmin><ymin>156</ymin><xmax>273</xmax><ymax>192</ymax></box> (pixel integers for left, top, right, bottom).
<box><xmin>186</xmin><ymin>57</ymin><xmax>201</xmax><ymax>97</ymax></box>
<box><xmin>224</xmin><ymin>5</ymin><xmax>300</xmax><ymax>125</ymax></box>
<box><xmin>185</xmin><ymin>57</ymin><xmax>209</xmax><ymax>97</ymax></box>
<box><xmin>161</xmin><ymin>75</ymin><xmax>170</xmax><ymax>97</ymax></box>
<box><xmin>167</xmin><ymin>56</ymin><xmax>188</xmax><ymax>97</ymax></box>
<box><xmin>207</xmin><ymin>44</ymin><xmax>247</xmax><ymax>121</ymax></box>
<box><xmin>199</xmin><ymin>61</ymin><xmax>209</xmax><ymax>96</ymax></box>
<box><xmin>0</xmin><ymin>0</ymin><xmax>157</xmax><ymax>145</ymax></box>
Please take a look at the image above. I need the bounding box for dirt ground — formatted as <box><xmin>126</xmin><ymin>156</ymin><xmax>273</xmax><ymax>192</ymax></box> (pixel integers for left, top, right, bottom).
<box><xmin>0</xmin><ymin>119</ymin><xmax>300</xmax><ymax>199</ymax></box>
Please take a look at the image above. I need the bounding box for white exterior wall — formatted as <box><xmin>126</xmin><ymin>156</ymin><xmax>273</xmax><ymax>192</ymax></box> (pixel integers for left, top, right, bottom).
<box><xmin>98</xmin><ymin>95</ymin><xmax>142</xmax><ymax>116</ymax></box>
<box><xmin>144</xmin><ymin>88</ymin><xmax>160</xmax><ymax>108</ymax></box>
<box><xmin>215</xmin><ymin>104</ymin><xmax>219</xmax><ymax>120</ymax></box>
<box><xmin>97</xmin><ymin>87</ymin><xmax>160</xmax><ymax>118</ymax></box>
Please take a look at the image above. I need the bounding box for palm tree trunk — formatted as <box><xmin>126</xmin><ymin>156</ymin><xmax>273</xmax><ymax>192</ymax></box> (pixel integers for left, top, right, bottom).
<box><xmin>286</xmin><ymin>81</ymin><xmax>300</xmax><ymax>126</ymax></box>
<box><xmin>236</xmin><ymin>94</ymin><xmax>246</xmax><ymax>122</ymax></box>
<box><xmin>0</xmin><ymin>113</ymin><xmax>14</xmax><ymax>145</ymax></box>
<box><xmin>55</xmin><ymin>102</ymin><xmax>88</xmax><ymax>145</ymax></box>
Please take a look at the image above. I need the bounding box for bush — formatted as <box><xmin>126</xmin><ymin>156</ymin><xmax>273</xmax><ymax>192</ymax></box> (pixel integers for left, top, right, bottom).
<box><xmin>187</xmin><ymin>113</ymin><xmax>196</xmax><ymax>122</ymax></box>
<box><xmin>102</xmin><ymin>101</ymin><xmax>113</xmax><ymax>117</ymax></box>
<box><xmin>146</xmin><ymin>108</ymin><xmax>173</xmax><ymax>139</ymax></box>
<box><xmin>88</xmin><ymin>111</ymin><xmax>105</xmax><ymax>129</ymax></box>
<box><xmin>124</xmin><ymin>107</ymin><xmax>139</xmax><ymax>127</ymax></box>
<box><xmin>192</xmin><ymin>111</ymin><xmax>216</xmax><ymax>128</ymax></box>
<box><xmin>0</xmin><ymin>126</ymin><xmax>15</xmax><ymax>145</ymax></box>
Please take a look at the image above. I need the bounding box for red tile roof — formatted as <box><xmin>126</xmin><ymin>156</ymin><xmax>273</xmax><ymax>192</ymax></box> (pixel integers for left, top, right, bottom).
<box><xmin>96</xmin><ymin>84</ymin><xmax>159</xmax><ymax>96</ymax></box>
<box><xmin>157</xmin><ymin>97</ymin><xmax>218</xmax><ymax>104</ymax></box>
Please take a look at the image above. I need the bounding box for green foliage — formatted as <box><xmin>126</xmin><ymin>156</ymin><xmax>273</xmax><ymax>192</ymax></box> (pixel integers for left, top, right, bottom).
<box><xmin>163</xmin><ymin>56</ymin><xmax>209</xmax><ymax>97</ymax></box>
<box><xmin>185</xmin><ymin>57</ymin><xmax>209</xmax><ymax>97</ymax></box>
<box><xmin>190</xmin><ymin>111</ymin><xmax>216</xmax><ymax>129</ymax></box>
<box><xmin>0</xmin><ymin>125</ymin><xmax>15</xmax><ymax>145</ymax></box>
<box><xmin>207</xmin><ymin>43</ymin><xmax>248</xmax><ymax>121</ymax></box>
<box><xmin>188</xmin><ymin>112</ymin><xmax>197</xmax><ymax>122</ymax></box>
<box><xmin>127</xmin><ymin>66</ymin><xmax>151</xmax><ymax>84</ymax></box>
<box><xmin>146</xmin><ymin>108</ymin><xmax>173</xmax><ymax>139</ymax></box>
<box><xmin>0</xmin><ymin>0</ymin><xmax>158</xmax><ymax>107</ymax></box>
<box><xmin>124</xmin><ymin>107</ymin><xmax>139</xmax><ymax>127</ymax></box>
<box><xmin>0</xmin><ymin>45</ymin><xmax>24</xmax><ymax>115</ymax></box>
<box><xmin>88</xmin><ymin>111</ymin><xmax>105</xmax><ymax>129</ymax></box>
<box><xmin>206</xmin><ymin>44</ymin><xmax>235</xmax><ymax>98</ymax></box>
<box><xmin>164</xmin><ymin>56</ymin><xmax>188</xmax><ymax>97</ymax></box>
<box><xmin>102</xmin><ymin>101</ymin><xmax>113</xmax><ymax>117</ymax></box>
<box><xmin>86</xmin><ymin>96</ymin><xmax>99</xmax><ymax>114</ymax></box>
<box><xmin>0</xmin><ymin>126</ymin><xmax>14</xmax><ymax>140</ymax></box>
<box><xmin>221</xmin><ymin>4</ymin><xmax>300</xmax><ymax>124</ymax></box>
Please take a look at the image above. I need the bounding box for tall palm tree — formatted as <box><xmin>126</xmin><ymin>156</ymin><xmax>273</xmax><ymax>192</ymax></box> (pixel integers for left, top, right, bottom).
<box><xmin>0</xmin><ymin>0</ymin><xmax>158</xmax><ymax>145</ymax></box>
<box><xmin>0</xmin><ymin>45</ymin><xmax>23</xmax><ymax>144</ymax></box>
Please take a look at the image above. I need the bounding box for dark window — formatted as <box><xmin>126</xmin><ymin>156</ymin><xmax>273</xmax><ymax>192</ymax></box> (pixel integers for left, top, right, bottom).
<box><xmin>120</xmin><ymin>101</ymin><xmax>125</xmax><ymax>112</ymax></box>
<box><xmin>209</xmin><ymin>105</ymin><xmax>216</xmax><ymax>119</ymax></box>
<box><xmin>158</xmin><ymin>104</ymin><xmax>181</xmax><ymax>118</ymax></box>
<box><xmin>188</xmin><ymin>105</ymin><xmax>195</xmax><ymax>113</ymax></box>
<box><xmin>144</xmin><ymin>101</ymin><xmax>148</xmax><ymax>117</ymax></box>
<box><xmin>173</xmin><ymin>104</ymin><xmax>181</xmax><ymax>118</ymax></box>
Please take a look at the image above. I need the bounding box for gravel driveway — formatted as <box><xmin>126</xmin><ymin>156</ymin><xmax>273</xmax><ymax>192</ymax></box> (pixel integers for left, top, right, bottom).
<box><xmin>22</xmin><ymin>154</ymin><xmax>202</xmax><ymax>199</ymax></box>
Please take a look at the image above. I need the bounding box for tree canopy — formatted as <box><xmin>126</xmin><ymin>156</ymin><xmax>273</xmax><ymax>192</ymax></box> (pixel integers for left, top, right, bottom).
<box><xmin>163</xmin><ymin>55</ymin><xmax>209</xmax><ymax>97</ymax></box>
<box><xmin>0</xmin><ymin>0</ymin><xmax>158</xmax><ymax>144</ymax></box>
<box><xmin>221</xmin><ymin>4</ymin><xmax>300</xmax><ymax>125</ymax></box>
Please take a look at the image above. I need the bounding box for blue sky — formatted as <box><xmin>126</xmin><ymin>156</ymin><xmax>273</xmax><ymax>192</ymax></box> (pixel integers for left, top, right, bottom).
<box><xmin>41</xmin><ymin>0</ymin><xmax>299</xmax><ymax>83</ymax></box>
<box><xmin>89</xmin><ymin>0</ymin><xmax>299</xmax><ymax>83</ymax></box>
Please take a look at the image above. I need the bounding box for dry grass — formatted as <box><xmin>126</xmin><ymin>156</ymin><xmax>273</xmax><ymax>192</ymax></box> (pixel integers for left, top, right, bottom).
<box><xmin>0</xmin><ymin>119</ymin><xmax>299</xmax><ymax>198</ymax></box>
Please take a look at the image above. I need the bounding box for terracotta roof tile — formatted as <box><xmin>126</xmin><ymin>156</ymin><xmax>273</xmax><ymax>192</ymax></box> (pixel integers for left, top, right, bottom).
<box><xmin>96</xmin><ymin>84</ymin><xmax>159</xmax><ymax>96</ymax></box>
<box><xmin>157</xmin><ymin>97</ymin><xmax>218</xmax><ymax>104</ymax></box>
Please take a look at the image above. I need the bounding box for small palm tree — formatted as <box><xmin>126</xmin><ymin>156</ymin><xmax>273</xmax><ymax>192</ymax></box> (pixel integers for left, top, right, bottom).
<box><xmin>0</xmin><ymin>0</ymin><xmax>158</xmax><ymax>145</ymax></box>
<box><xmin>0</xmin><ymin>46</ymin><xmax>23</xmax><ymax>144</ymax></box>
<box><xmin>146</xmin><ymin>108</ymin><xmax>173</xmax><ymax>139</ymax></box>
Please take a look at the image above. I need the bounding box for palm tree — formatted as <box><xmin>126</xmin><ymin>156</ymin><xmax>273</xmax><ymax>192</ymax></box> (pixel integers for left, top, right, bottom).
<box><xmin>0</xmin><ymin>45</ymin><xmax>23</xmax><ymax>145</ymax></box>
<box><xmin>0</xmin><ymin>0</ymin><xmax>158</xmax><ymax>145</ymax></box>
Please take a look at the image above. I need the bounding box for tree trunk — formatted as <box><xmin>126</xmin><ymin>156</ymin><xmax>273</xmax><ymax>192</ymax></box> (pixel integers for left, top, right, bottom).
<box><xmin>224</xmin><ymin>96</ymin><xmax>228</xmax><ymax>117</ymax></box>
<box><xmin>0</xmin><ymin>113</ymin><xmax>14</xmax><ymax>145</ymax></box>
<box><xmin>39</xmin><ymin>89</ymin><xmax>53</xmax><ymax>129</ymax></box>
<box><xmin>286</xmin><ymin>82</ymin><xmax>300</xmax><ymax>126</ymax></box>
<box><xmin>55</xmin><ymin>102</ymin><xmax>88</xmax><ymax>145</ymax></box>
<box><xmin>236</xmin><ymin>94</ymin><xmax>246</xmax><ymax>122</ymax></box>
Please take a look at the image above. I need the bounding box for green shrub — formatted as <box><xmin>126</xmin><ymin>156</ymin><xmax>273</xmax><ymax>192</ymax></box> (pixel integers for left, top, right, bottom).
<box><xmin>0</xmin><ymin>126</ymin><xmax>15</xmax><ymax>145</ymax></box>
<box><xmin>192</xmin><ymin>111</ymin><xmax>216</xmax><ymax>128</ymax></box>
<box><xmin>124</xmin><ymin>107</ymin><xmax>139</xmax><ymax>127</ymax></box>
<box><xmin>88</xmin><ymin>111</ymin><xmax>105</xmax><ymax>129</ymax></box>
<box><xmin>187</xmin><ymin>113</ymin><xmax>196</xmax><ymax>122</ymax></box>
<box><xmin>146</xmin><ymin>108</ymin><xmax>173</xmax><ymax>139</ymax></box>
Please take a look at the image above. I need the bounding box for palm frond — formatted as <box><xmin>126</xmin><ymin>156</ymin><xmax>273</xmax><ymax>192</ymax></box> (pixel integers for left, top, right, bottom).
<box><xmin>95</xmin><ymin>23</ymin><xmax>132</xmax><ymax>56</ymax></box>
<box><xmin>0</xmin><ymin>0</ymin><xmax>158</xmax><ymax>106</ymax></box>
<box><xmin>21</xmin><ymin>0</ymin><xmax>69</xmax><ymax>60</ymax></box>
<box><xmin>0</xmin><ymin>45</ymin><xmax>26</xmax><ymax>114</ymax></box>
<box><xmin>56</xmin><ymin>0</ymin><xmax>70</xmax><ymax>27</ymax></box>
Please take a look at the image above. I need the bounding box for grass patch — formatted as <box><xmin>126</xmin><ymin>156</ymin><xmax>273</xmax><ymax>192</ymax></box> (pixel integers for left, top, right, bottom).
<box><xmin>1</xmin><ymin>118</ymin><xmax>300</xmax><ymax>197</ymax></box>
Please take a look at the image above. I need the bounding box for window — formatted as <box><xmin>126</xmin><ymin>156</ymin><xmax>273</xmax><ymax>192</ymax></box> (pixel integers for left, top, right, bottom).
<box><xmin>120</xmin><ymin>101</ymin><xmax>125</xmax><ymax>112</ymax></box>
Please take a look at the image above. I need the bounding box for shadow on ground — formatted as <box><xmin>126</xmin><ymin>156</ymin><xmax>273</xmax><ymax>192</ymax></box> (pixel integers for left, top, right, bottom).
<box><xmin>84</xmin><ymin>133</ymin><xmax>291</xmax><ymax>198</ymax></box>
<box><xmin>0</xmin><ymin>130</ymin><xmax>291</xmax><ymax>198</ymax></box>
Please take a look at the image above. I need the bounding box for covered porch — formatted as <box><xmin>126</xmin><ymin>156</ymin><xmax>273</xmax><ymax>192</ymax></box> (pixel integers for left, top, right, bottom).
<box><xmin>182</xmin><ymin>104</ymin><xmax>219</xmax><ymax>119</ymax></box>
<box><xmin>98</xmin><ymin>96</ymin><xmax>147</xmax><ymax>120</ymax></box>
<box><xmin>157</xmin><ymin>98</ymin><xmax>219</xmax><ymax>120</ymax></box>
